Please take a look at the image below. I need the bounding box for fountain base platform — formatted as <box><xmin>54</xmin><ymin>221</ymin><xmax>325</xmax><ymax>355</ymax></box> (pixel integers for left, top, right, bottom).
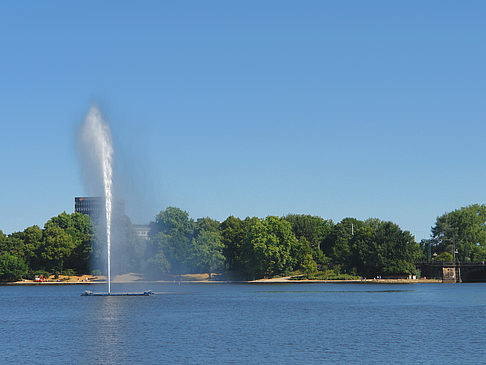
<box><xmin>81</xmin><ymin>290</ymin><xmax>154</xmax><ymax>296</ymax></box>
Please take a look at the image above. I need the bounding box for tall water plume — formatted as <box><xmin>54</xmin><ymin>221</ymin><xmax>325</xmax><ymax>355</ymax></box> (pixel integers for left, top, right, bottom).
<box><xmin>78</xmin><ymin>106</ymin><xmax>114</xmax><ymax>294</ymax></box>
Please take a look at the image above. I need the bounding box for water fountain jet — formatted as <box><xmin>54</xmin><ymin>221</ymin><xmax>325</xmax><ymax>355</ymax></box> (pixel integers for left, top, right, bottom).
<box><xmin>78</xmin><ymin>106</ymin><xmax>153</xmax><ymax>297</ymax></box>
<box><xmin>79</xmin><ymin>106</ymin><xmax>114</xmax><ymax>293</ymax></box>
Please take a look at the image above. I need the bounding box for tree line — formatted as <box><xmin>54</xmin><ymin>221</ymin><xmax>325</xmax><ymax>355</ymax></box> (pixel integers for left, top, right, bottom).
<box><xmin>147</xmin><ymin>208</ymin><xmax>422</xmax><ymax>280</ymax></box>
<box><xmin>0</xmin><ymin>212</ymin><xmax>92</xmax><ymax>281</ymax></box>
<box><xmin>2</xmin><ymin>204</ymin><xmax>486</xmax><ymax>281</ymax></box>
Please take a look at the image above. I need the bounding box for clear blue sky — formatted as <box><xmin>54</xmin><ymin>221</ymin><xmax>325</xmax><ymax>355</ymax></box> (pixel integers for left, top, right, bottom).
<box><xmin>1</xmin><ymin>1</ymin><xmax>485</xmax><ymax>240</ymax></box>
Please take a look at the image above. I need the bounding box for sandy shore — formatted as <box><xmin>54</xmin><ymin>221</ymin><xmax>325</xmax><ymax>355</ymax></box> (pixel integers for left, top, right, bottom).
<box><xmin>2</xmin><ymin>273</ymin><xmax>443</xmax><ymax>285</ymax></box>
<box><xmin>2</xmin><ymin>274</ymin><xmax>103</xmax><ymax>285</ymax></box>
<box><xmin>250</xmin><ymin>277</ymin><xmax>442</xmax><ymax>284</ymax></box>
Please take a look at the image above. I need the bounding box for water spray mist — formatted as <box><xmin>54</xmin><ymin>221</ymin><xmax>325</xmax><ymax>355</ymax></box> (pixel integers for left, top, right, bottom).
<box><xmin>79</xmin><ymin>106</ymin><xmax>114</xmax><ymax>294</ymax></box>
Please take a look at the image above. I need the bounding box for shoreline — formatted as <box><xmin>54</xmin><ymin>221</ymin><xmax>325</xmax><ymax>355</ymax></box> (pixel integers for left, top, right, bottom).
<box><xmin>2</xmin><ymin>277</ymin><xmax>443</xmax><ymax>285</ymax></box>
<box><xmin>252</xmin><ymin>278</ymin><xmax>443</xmax><ymax>284</ymax></box>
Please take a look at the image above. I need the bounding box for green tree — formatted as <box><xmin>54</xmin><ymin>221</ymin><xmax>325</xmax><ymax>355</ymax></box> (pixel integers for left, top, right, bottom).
<box><xmin>64</xmin><ymin>213</ymin><xmax>93</xmax><ymax>274</ymax></box>
<box><xmin>150</xmin><ymin>250</ymin><xmax>171</xmax><ymax>274</ymax></box>
<box><xmin>284</xmin><ymin>214</ymin><xmax>333</xmax><ymax>268</ymax></box>
<box><xmin>431</xmin><ymin>204</ymin><xmax>486</xmax><ymax>262</ymax></box>
<box><xmin>326</xmin><ymin>218</ymin><xmax>362</xmax><ymax>273</ymax></box>
<box><xmin>150</xmin><ymin>207</ymin><xmax>196</xmax><ymax>274</ymax></box>
<box><xmin>21</xmin><ymin>225</ymin><xmax>43</xmax><ymax>269</ymax></box>
<box><xmin>0</xmin><ymin>253</ymin><xmax>28</xmax><ymax>281</ymax></box>
<box><xmin>0</xmin><ymin>230</ymin><xmax>5</xmax><ymax>254</ymax></box>
<box><xmin>193</xmin><ymin>230</ymin><xmax>225</xmax><ymax>278</ymax></box>
<box><xmin>325</xmin><ymin>218</ymin><xmax>420</xmax><ymax>277</ymax></box>
<box><xmin>263</xmin><ymin>216</ymin><xmax>296</xmax><ymax>274</ymax></box>
<box><xmin>370</xmin><ymin>220</ymin><xmax>419</xmax><ymax>276</ymax></box>
<box><xmin>0</xmin><ymin>212</ymin><xmax>94</xmax><ymax>276</ymax></box>
<box><xmin>44</xmin><ymin>212</ymin><xmax>73</xmax><ymax>230</ymax></box>
<box><xmin>301</xmin><ymin>252</ymin><xmax>318</xmax><ymax>277</ymax></box>
<box><xmin>195</xmin><ymin>217</ymin><xmax>220</xmax><ymax>235</ymax></box>
<box><xmin>433</xmin><ymin>251</ymin><xmax>453</xmax><ymax>263</ymax></box>
<box><xmin>40</xmin><ymin>212</ymin><xmax>93</xmax><ymax>274</ymax></box>
<box><xmin>220</xmin><ymin>216</ymin><xmax>245</xmax><ymax>273</ymax></box>
<box><xmin>40</xmin><ymin>226</ymin><xmax>75</xmax><ymax>273</ymax></box>
<box><xmin>284</xmin><ymin>214</ymin><xmax>333</xmax><ymax>252</ymax></box>
<box><xmin>240</xmin><ymin>217</ymin><xmax>268</xmax><ymax>280</ymax></box>
<box><xmin>1</xmin><ymin>234</ymin><xmax>26</xmax><ymax>262</ymax></box>
<box><xmin>240</xmin><ymin>216</ymin><xmax>299</xmax><ymax>279</ymax></box>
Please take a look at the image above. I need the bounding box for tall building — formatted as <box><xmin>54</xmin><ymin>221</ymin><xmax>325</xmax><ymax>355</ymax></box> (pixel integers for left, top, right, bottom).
<box><xmin>74</xmin><ymin>197</ymin><xmax>125</xmax><ymax>222</ymax></box>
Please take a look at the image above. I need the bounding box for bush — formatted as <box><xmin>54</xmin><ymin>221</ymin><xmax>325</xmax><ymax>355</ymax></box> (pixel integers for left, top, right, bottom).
<box><xmin>32</xmin><ymin>270</ymin><xmax>50</xmax><ymax>279</ymax></box>
<box><xmin>301</xmin><ymin>253</ymin><xmax>318</xmax><ymax>277</ymax></box>
<box><xmin>291</xmin><ymin>269</ymin><xmax>361</xmax><ymax>280</ymax></box>
<box><xmin>433</xmin><ymin>251</ymin><xmax>453</xmax><ymax>263</ymax></box>
<box><xmin>63</xmin><ymin>269</ymin><xmax>76</xmax><ymax>277</ymax></box>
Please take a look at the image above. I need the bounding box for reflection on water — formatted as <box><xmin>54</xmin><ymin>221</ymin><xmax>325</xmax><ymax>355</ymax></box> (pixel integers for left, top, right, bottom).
<box><xmin>82</xmin><ymin>288</ymin><xmax>161</xmax><ymax>364</ymax></box>
<box><xmin>87</xmin><ymin>297</ymin><xmax>126</xmax><ymax>364</ymax></box>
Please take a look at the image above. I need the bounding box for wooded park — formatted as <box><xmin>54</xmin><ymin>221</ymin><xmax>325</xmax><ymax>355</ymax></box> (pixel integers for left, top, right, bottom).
<box><xmin>2</xmin><ymin>204</ymin><xmax>486</xmax><ymax>282</ymax></box>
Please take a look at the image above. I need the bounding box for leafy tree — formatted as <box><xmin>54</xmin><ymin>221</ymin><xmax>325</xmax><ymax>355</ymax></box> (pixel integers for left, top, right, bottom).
<box><xmin>369</xmin><ymin>220</ymin><xmax>419</xmax><ymax>276</ymax></box>
<box><xmin>149</xmin><ymin>250</ymin><xmax>171</xmax><ymax>275</ymax></box>
<box><xmin>0</xmin><ymin>230</ymin><xmax>5</xmax><ymax>255</ymax></box>
<box><xmin>240</xmin><ymin>217</ymin><xmax>268</xmax><ymax>280</ymax></box>
<box><xmin>431</xmin><ymin>204</ymin><xmax>486</xmax><ymax>262</ymax></box>
<box><xmin>40</xmin><ymin>226</ymin><xmax>75</xmax><ymax>273</ymax></box>
<box><xmin>195</xmin><ymin>217</ymin><xmax>220</xmax><ymax>235</ymax></box>
<box><xmin>44</xmin><ymin>212</ymin><xmax>73</xmax><ymax>230</ymax></box>
<box><xmin>1</xmin><ymin>234</ymin><xmax>26</xmax><ymax>262</ymax></box>
<box><xmin>150</xmin><ymin>207</ymin><xmax>195</xmax><ymax>238</ymax></box>
<box><xmin>326</xmin><ymin>218</ymin><xmax>362</xmax><ymax>273</ymax></box>
<box><xmin>220</xmin><ymin>216</ymin><xmax>245</xmax><ymax>273</ymax></box>
<box><xmin>264</xmin><ymin>216</ymin><xmax>297</xmax><ymax>274</ymax></box>
<box><xmin>301</xmin><ymin>253</ymin><xmax>318</xmax><ymax>277</ymax></box>
<box><xmin>193</xmin><ymin>230</ymin><xmax>225</xmax><ymax>278</ymax></box>
<box><xmin>284</xmin><ymin>214</ymin><xmax>333</xmax><ymax>252</ymax></box>
<box><xmin>1</xmin><ymin>226</ymin><xmax>43</xmax><ymax>271</ymax></box>
<box><xmin>325</xmin><ymin>218</ymin><xmax>420</xmax><ymax>277</ymax></box>
<box><xmin>149</xmin><ymin>209</ymin><xmax>226</xmax><ymax>277</ymax></box>
<box><xmin>351</xmin><ymin>220</ymin><xmax>377</xmax><ymax>276</ymax></box>
<box><xmin>433</xmin><ymin>251</ymin><xmax>453</xmax><ymax>263</ymax></box>
<box><xmin>39</xmin><ymin>212</ymin><xmax>94</xmax><ymax>274</ymax></box>
<box><xmin>64</xmin><ymin>213</ymin><xmax>93</xmax><ymax>274</ymax></box>
<box><xmin>240</xmin><ymin>216</ymin><xmax>299</xmax><ymax>279</ymax></box>
<box><xmin>21</xmin><ymin>225</ymin><xmax>43</xmax><ymax>269</ymax></box>
<box><xmin>0</xmin><ymin>253</ymin><xmax>28</xmax><ymax>281</ymax></box>
<box><xmin>150</xmin><ymin>207</ymin><xmax>196</xmax><ymax>274</ymax></box>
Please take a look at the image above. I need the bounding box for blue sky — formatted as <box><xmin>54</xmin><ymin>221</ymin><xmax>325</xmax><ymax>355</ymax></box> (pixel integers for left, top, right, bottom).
<box><xmin>1</xmin><ymin>1</ymin><xmax>485</xmax><ymax>240</ymax></box>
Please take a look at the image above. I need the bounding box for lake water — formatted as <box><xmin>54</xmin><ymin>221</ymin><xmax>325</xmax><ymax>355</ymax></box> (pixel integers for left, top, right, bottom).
<box><xmin>1</xmin><ymin>282</ymin><xmax>486</xmax><ymax>364</ymax></box>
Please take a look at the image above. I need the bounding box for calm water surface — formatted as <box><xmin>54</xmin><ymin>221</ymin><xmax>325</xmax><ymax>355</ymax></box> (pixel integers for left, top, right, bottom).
<box><xmin>1</xmin><ymin>282</ymin><xmax>486</xmax><ymax>364</ymax></box>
